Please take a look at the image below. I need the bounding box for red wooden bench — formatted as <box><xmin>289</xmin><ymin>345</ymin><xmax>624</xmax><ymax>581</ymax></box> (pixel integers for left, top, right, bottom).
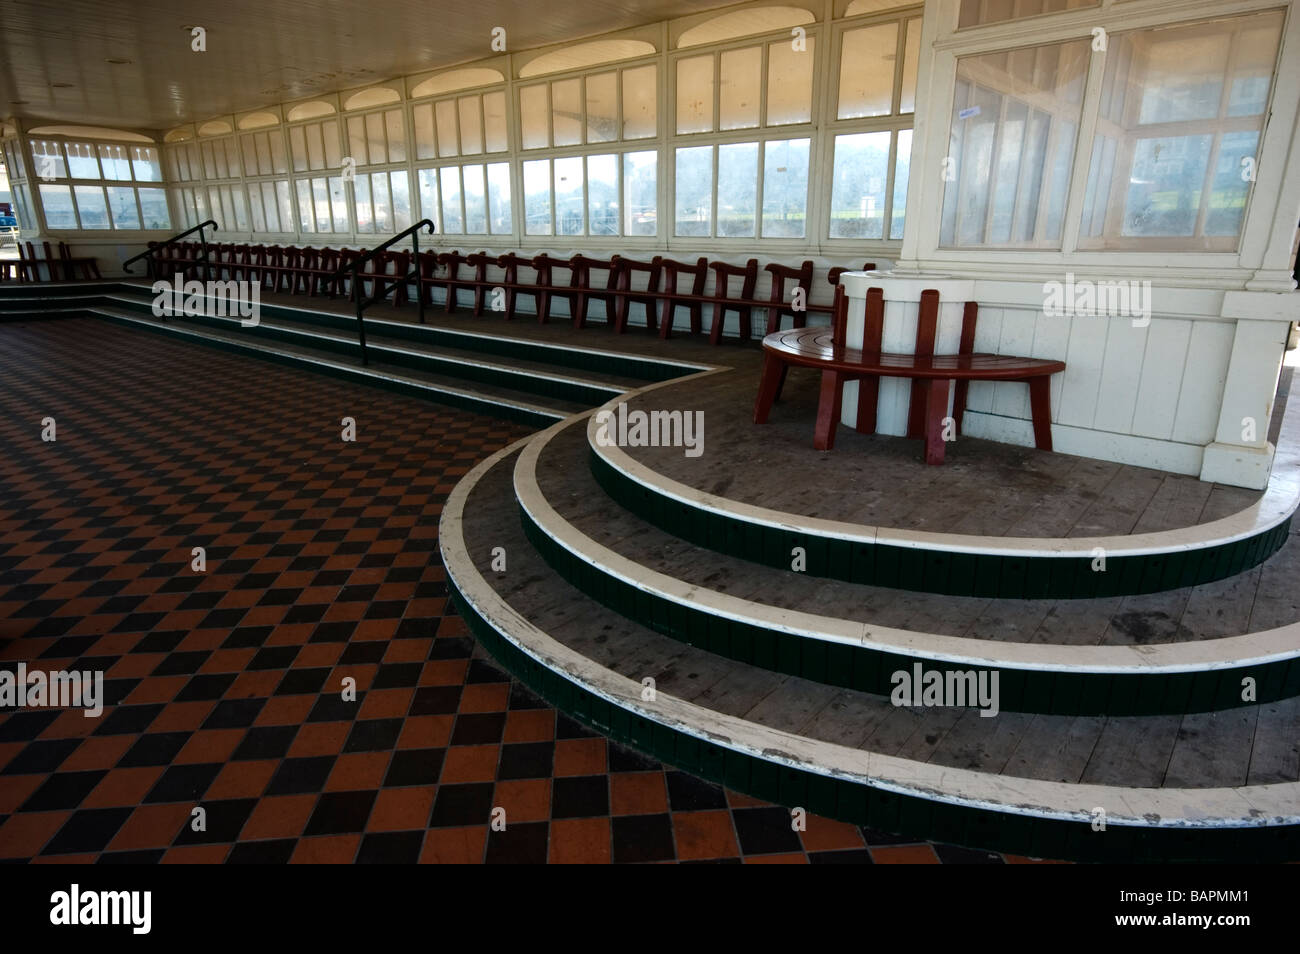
<box><xmin>612</xmin><ymin>256</ymin><xmax>663</xmax><ymax>334</ymax></box>
<box><xmin>764</xmin><ymin>260</ymin><xmax>814</xmax><ymax>336</ymax></box>
<box><xmin>658</xmin><ymin>256</ymin><xmax>709</xmax><ymax>339</ymax></box>
<box><xmin>532</xmin><ymin>253</ymin><xmax>582</xmax><ymax>324</ymax></box>
<box><xmin>496</xmin><ymin>252</ymin><xmax>543</xmax><ymax>320</ymax></box>
<box><xmin>571</xmin><ymin>254</ymin><xmax>621</xmax><ymax>328</ymax></box>
<box><xmin>709</xmin><ymin>258</ymin><xmax>759</xmax><ymax>345</ymax></box>
<box><xmin>753</xmin><ymin>286</ymin><xmax>1066</xmax><ymax>464</ymax></box>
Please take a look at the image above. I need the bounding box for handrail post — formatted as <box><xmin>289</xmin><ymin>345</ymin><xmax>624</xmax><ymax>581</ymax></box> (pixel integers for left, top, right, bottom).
<box><xmin>357</xmin><ymin>292</ymin><xmax>369</xmax><ymax>366</ymax></box>
<box><xmin>413</xmin><ymin>232</ymin><xmax>426</xmax><ymax>325</ymax></box>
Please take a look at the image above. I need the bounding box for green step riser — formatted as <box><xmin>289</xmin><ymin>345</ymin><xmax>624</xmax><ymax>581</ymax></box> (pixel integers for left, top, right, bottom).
<box><xmin>93</xmin><ymin>311</ymin><xmax>558</xmax><ymax>428</ymax></box>
<box><xmin>520</xmin><ymin>505</ymin><xmax>1300</xmax><ymax>716</ymax></box>
<box><xmin>105</xmin><ymin>297</ymin><xmax>618</xmax><ymax>407</ymax></box>
<box><xmin>1</xmin><ymin>285</ymin><xmax>692</xmax><ymax>383</ymax></box>
<box><xmin>449</xmin><ymin>580</ymin><xmax>1300</xmax><ymax>862</ymax></box>
<box><xmin>591</xmin><ymin>451</ymin><xmax>1292</xmax><ymax>600</ymax></box>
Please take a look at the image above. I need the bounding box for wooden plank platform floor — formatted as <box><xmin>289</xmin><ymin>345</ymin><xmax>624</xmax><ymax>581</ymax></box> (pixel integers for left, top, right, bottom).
<box><xmin>462</xmin><ymin>445</ymin><xmax>1300</xmax><ymax>789</ymax></box>
<box><xmin>614</xmin><ymin>367</ymin><xmax>1269</xmax><ymax>537</ymax></box>
<box><xmin>535</xmin><ymin>420</ymin><xmax>1300</xmax><ymax>645</ymax></box>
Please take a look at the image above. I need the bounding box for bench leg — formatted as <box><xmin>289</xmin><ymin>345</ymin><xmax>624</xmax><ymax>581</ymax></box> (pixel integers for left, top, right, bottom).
<box><xmin>753</xmin><ymin>353</ymin><xmax>786</xmax><ymax>425</ymax></box>
<box><xmin>856</xmin><ymin>376</ymin><xmax>879</xmax><ymax>435</ymax></box>
<box><xmin>814</xmin><ymin>370</ymin><xmax>844</xmax><ymax>451</ymax></box>
<box><xmin>953</xmin><ymin>380</ymin><xmax>970</xmax><ymax>436</ymax></box>
<box><xmin>1028</xmin><ymin>376</ymin><xmax>1053</xmax><ymax>451</ymax></box>
<box><xmin>923</xmin><ymin>378</ymin><xmax>951</xmax><ymax>465</ymax></box>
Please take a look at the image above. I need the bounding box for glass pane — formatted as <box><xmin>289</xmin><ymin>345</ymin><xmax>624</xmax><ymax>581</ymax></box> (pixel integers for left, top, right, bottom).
<box><xmin>98</xmin><ymin>144</ymin><xmax>133</xmax><ymax>180</ymax></box>
<box><xmin>586</xmin><ymin>72</ymin><xmax>618</xmax><ymax>143</ymax></box>
<box><xmin>354</xmin><ymin>174</ymin><xmax>373</xmax><ymax>233</ymax></box>
<box><xmin>523</xmin><ymin>158</ymin><xmax>552</xmax><ymax>235</ymax></box>
<box><xmin>484</xmin><ymin>92</ymin><xmax>508</xmax><ymax>152</ymax></box>
<box><xmin>674</xmin><ymin>145</ymin><xmax>712</xmax><ymax>236</ymax></box>
<box><xmin>224</xmin><ymin>138</ymin><xmax>242</xmax><ymax>177</ymax></box>
<box><xmin>440</xmin><ymin>166</ymin><xmax>463</xmax><ymax>233</ymax></box>
<box><xmin>231</xmin><ymin>185</ymin><xmax>249</xmax><ymax>231</ymax></box>
<box><xmin>136</xmin><ymin>144</ymin><xmax>165</xmax><ymax>180</ymax></box>
<box><xmin>436</xmin><ymin>99</ymin><xmax>460</xmax><ymax>157</ymax></box>
<box><xmin>463</xmin><ymin>164</ymin><xmax>487</xmax><ymax>233</ymax></box>
<box><xmin>385</xmin><ymin>109</ymin><xmax>406</xmax><ymax>162</ymax></box>
<box><xmin>457</xmin><ymin>97</ymin><xmax>481</xmax><ymax>155</ymax></box>
<box><xmin>309</xmin><ymin>178</ymin><xmax>330</xmax><ymax>232</ymax></box>
<box><xmin>306</xmin><ymin>124</ymin><xmax>326</xmax><ymax>170</ymax></box>
<box><xmin>829</xmin><ymin>131</ymin><xmax>890</xmax><ymax>239</ymax></box>
<box><xmin>253</xmin><ymin>134</ymin><xmax>272</xmax><ymax>176</ymax></box>
<box><xmin>261</xmin><ymin>182</ymin><xmax>279</xmax><ymax>232</ymax></box>
<box><xmin>487</xmin><ymin>162</ymin><xmax>512</xmax><ymax>234</ymax></box>
<box><xmin>276</xmin><ymin>181</ymin><xmax>293</xmax><ymax>232</ymax></box>
<box><xmin>215</xmin><ymin>140</ymin><xmax>232</xmax><ymax>178</ymax></box>
<box><xmin>838</xmin><ymin>23</ymin><xmax>897</xmax><ymax>119</ymax></box>
<box><xmin>716</xmin><ymin>142</ymin><xmax>757</xmax><ymax>237</ymax></box>
<box><xmin>331</xmin><ymin>175</ymin><xmax>350</xmax><ymax>231</ymax></box>
<box><xmin>720</xmin><ymin>46</ymin><xmax>761</xmax><ymax>131</ymax></box>
<box><xmin>889</xmin><ymin>129</ymin><xmax>911</xmax><ymax>240</ymax></box>
<box><xmin>67</xmin><ymin>141</ymin><xmax>102</xmax><ymax>179</ymax></box>
<box><xmin>74</xmin><ymin>185</ymin><xmax>110</xmax><ymax>228</ymax></box>
<box><xmin>31</xmin><ymin>140</ymin><xmax>67</xmax><ymax>179</ymax></box>
<box><xmin>390</xmin><ymin>170</ymin><xmax>411</xmax><ymax>230</ymax></box>
<box><xmin>348</xmin><ymin>116</ymin><xmax>368</xmax><ymax>165</ymax></box>
<box><xmin>269</xmin><ymin>132</ymin><xmax>288</xmax><ymax>174</ymax></box>
<box><xmin>365</xmin><ymin>113</ymin><xmax>386</xmax><ymax>165</ymax></box>
<box><xmin>417</xmin><ymin>168</ymin><xmax>439</xmax><ymax>230</ymax></box>
<box><xmin>622</xmin><ymin>65</ymin><xmax>657</xmax><ymax>139</ymax></box>
<box><xmin>289</xmin><ymin>127</ymin><xmax>308</xmax><ymax>172</ymax></box>
<box><xmin>943</xmin><ymin>40</ymin><xmax>1089</xmax><ymax>247</ymax></box>
<box><xmin>241</xmin><ymin>135</ymin><xmax>259</xmax><ymax>176</ymax></box>
<box><xmin>676</xmin><ymin>56</ymin><xmax>714</xmax><ymax>134</ymax></box>
<box><xmin>371</xmin><ymin>171</ymin><xmax>393</xmax><ymax>232</ymax></box>
<box><xmin>900</xmin><ymin>19</ymin><xmax>921</xmax><ymax>113</ymax></box>
<box><xmin>322</xmin><ymin>121</ymin><xmax>341</xmax><ymax>168</ymax></box>
<box><xmin>624</xmin><ymin>151</ymin><xmax>656</xmax><ymax>236</ymax></box>
<box><xmin>40</xmin><ymin>184</ymin><xmax>77</xmax><ymax>227</ymax></box>
<box><xmin>296</xmin><ymin>179</ymin><xmax>315</xmax><ymax>231</ymax></box>
<box><xmin>767</xmin><ymin>37</ymin><xmax>814</xmax><ymax>126</ymax></box>
<box><xmin>519</xmin><ymin>86</ymin><xmax>549</xmax><ymax>149</ymax></box>
<box><xmin>761</xmin><ymin>139</ymin><xmax>809</xmax><ymax>238</ymax></box>
<box><xmin>413</xmin><ymin>104</ymin><xmax>436</xmax><ymax>160</ymax></box>
<box><xmin>1206</xmin><ymin>130</ymin><xmax>1259</xmax><ymax>236</ymax></box>
<box><xmin>552</xmin><ymin>78</ymin><xmax>583</xmax><ymax>147</ymax></box>
<box><xmin>555</xmin><ymin>155</ymin><xmax>584</xmax><ymax>236</ymax></box>
<box><xmin>587</xmin><ymin>153</ymin><xmax>618</xmax><ymax>236</ymax></box>
<box><xmin>116</xmin><ymin>188</ymin><xmax>150</xmax><ymax>228</ymax></box>
<box><xmin>248</xmin><ymin>184</ymin><xmax>266</xmax><ymax>232</ymax></box>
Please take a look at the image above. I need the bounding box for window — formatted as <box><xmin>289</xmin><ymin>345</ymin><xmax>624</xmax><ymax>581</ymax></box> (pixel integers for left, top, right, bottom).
<box><xmin>674</xmin><ymin>139</ymin><xmax>810</xmax><ymax>238</ymax></box>
<box><xmin>940</xmin><ymin>39</ymin><xmax>1089</xmax><ymax>248</ymax></box>
<box><xmin>676</xmin><ymin>39</ymin><xmax>814</xmax><ymax>134</ymax></box>
<box><xmin>345</xmin><ymin>108</ymin><xmax>407</xmax><ymax>166</ymax></box>
<box><xmin>519</xmin><ymin>66</ymin><xmax>658</xmax><ymax>150</ymax></box>
<box><xmin>413</xmin><ymin>91</ymin><xmax>508</xmax><ymax>160</ymax></box>
<box><xmin>1077</xmin><ymin>11</ymin><xmax>1283</xmax><ymax>251</ymax></box>
<box><xmin>28</xmin><ymin>137</ymin><xmax>172</xmax><ymax>231</ymax></box>
<box><xmin>351</xmin><ymin>170</ymin><xmax>411</xmax><ymax>234</ymax></box>
<box><xmin>288</xmin><ymin>119</ymin><xmax>341</xmax><ymax>173</ymax></box>
<box><xmin>520</xmin><ymin>151</ymin><xmax>654</xmax><ymax>238</ymax></box>
<box><xmin>238</xmin><ymin>130</ymin><xmax>288</xmax><ymax>176</ymax></box>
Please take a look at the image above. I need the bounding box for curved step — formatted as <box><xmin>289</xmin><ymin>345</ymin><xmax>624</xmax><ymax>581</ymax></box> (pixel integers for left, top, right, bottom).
<box><xmin>518</xmin><ymin>413</ymin><xmax>1300</xmax><ymax>715</ymax></box>
<box><xmin>441</xmin><ymin>433</ymin><xmax>1300</xmax><ymax>861</ymax></box>
<box><xmin>588</xmin><ymin>372</ymin><xmax>1299</xmax><ymax>599</ymax></box>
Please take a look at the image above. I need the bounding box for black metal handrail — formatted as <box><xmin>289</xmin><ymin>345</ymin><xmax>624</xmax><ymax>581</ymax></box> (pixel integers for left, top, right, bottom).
<box><xmin>122</xmin><ymin>220</ymin><xmax>220</xmax><ymax>281</ymax></box>
<box><xmin>333</xmin><ymin>219</ymin><xmax>435</xmax><ymax>366</ymax></box>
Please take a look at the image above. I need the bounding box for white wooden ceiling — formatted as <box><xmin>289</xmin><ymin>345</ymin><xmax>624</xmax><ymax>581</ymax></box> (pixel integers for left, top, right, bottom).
<box><xmin>0</xmin><ymin>0</ymin><xmax>747</xmax><ymax>132</ymax></box>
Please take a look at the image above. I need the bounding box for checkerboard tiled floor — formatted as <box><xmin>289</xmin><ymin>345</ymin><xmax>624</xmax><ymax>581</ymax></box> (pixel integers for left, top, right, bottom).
<box><xmin>0</xmin><ymin>317</ymin><xmax>1056</xmax><ymax>863</ymax></box>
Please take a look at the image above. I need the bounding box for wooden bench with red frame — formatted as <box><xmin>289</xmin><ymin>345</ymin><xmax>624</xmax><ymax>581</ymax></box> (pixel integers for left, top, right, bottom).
<box><xmin>753</xmin><ymin>285</ymin><xmax>1066</xmax><ymax>464</ymax></box>
<box><xmin>495</xmin><ymin>252</ymin><xmax>544</xmax><ymax>320</ymax></box>
<box><xmin>763</xmin><ymin>260</ymin><xmax>814</xmax><ymax>335</ymax></box>
<box><xmin>658</xmin><ymin>256</ymin><xmax>710</xmax><ymax>339</ymax></box>
<box><xmin>532</xmin><ymin>253</ymin><xmax>583</xmax><ymax>323</ymax></box>
<box><xmin>462</xmin><ymin>251</ymin><xmax>497</xmax><ymax>315</ymax></box>
<box><xmin>612</xmin><ymin>256</ymin><xmax>664</xmax><ymax>334</ymax></box>
<box><xmin>708</xmin><ymin>258</ymin><xmax>759</xmax><ymax>345</ymax></box>
<box><xmin>437</xmin><ymin>250</ymin><xmax>473</xmax><ymax>313</ymax></box>
<box><xmin>570</xmin><ymin>254</ymin><xmax>622</xmax><ymax>328</ymax></box>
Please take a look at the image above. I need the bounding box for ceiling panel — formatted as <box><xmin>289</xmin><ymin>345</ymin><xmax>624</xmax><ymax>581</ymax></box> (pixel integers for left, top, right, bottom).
<box><xmin>0</xmin><ymin>0</ymin><xmax>746</xmax><ymax>132</ymax></box>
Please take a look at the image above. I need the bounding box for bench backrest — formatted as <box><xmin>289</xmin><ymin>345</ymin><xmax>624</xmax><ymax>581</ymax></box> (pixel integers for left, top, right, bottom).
<box><xmin>832</xmin><ymin>285</ymin><xmax>979</xmax><ymax>360</ymax></box>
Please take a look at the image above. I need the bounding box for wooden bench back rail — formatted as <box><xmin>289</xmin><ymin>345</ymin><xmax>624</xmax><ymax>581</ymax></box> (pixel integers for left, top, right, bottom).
<box><xmin>531</xmin><ymin>253</ymin><xmax>582</xmax><ymax>323</ymax></box>
<box><xmin>708</xmin><ymin>258</ymin><xmax>759</xmax><ymax>345</ymax></box>
<box><xmin>570</xmin><ymin>254</ymin><xmax>622</xmax><ymax>328</ymax></box>
<box><xmin>12</xmin><ymin>240</ymin><xmax>103</xmax><ymax>282</ymax></box>
<box><xmin>764</xmin><ymin>260</ymin><xmax>814</xmax><ymax>336</ymax></box>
